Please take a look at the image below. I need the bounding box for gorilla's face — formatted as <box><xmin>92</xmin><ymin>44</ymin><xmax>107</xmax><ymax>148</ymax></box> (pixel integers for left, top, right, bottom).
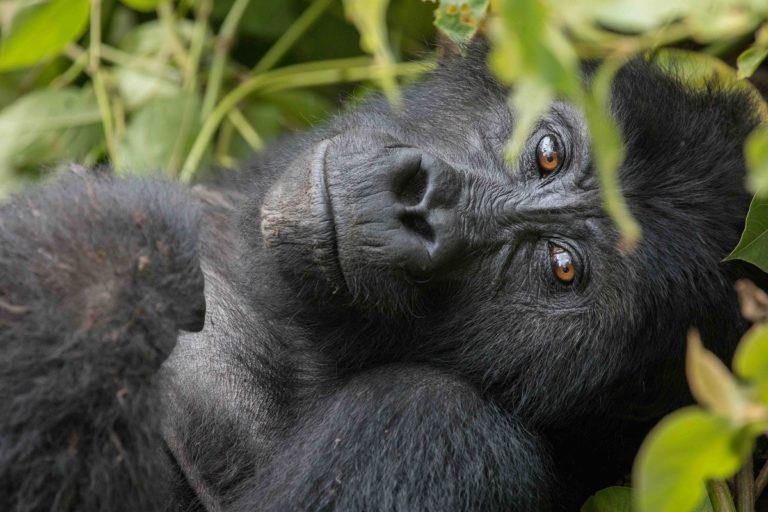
<box><xmin>259</xmin><ymin>56</ymin><xmax>757</xmax><ymax>420</ymax></box>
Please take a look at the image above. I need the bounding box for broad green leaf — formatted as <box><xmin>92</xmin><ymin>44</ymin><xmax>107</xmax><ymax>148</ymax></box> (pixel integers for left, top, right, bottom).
<box><xmin>575</xmin><ymin>0</ymin><xmax>688</xmax><ymax>33</ymax></box>
<box><xmin>686</xmin><ymin>330</ymin><xmax>749</xmax><ymax>420</ymax></box>
<box><xmin>0</xmin><ymin>0</ymin><xmax>90</xmax><ymax>71</ymax></box>
<box><xmin>580</xmin><ymin>486</ymin><xmax>632</xmax><ymax>512</ymax></box>
<box><xmin>117</xmin><ymin>94</ymin><xmax>201</xmax><ymax>175</ymax></box>
<box><xmin>633</xmin><ymin>407</ymin><xmax>753</xmax><ymax>512</ymax></box>
<box><xmin>737</xmin><ymin>47</ymin><xmax>768</xmax><ymax>79</ymax></box>
<box><xmin>726</xmin><ymin>193</ymin><xmax>768</xmax><ymax>272</ymax></box>
<box><xmin>120</xmin><ymin>0</ymin><xmax>162</xmax><ymax>12</ymax></box>
<box><xmin>343</xmin><ymin>0</ymin><xmax>401</xmax><ymax>106</ymax></box>
<box><xmin>434</xmin><ymin>0</ymin><xmax>489</xmax><ymax>47</ymax></box>
<box><xmin>687</xmin><ymin>7</ymin><xmax>758</xmax><ymax>43</ymax></box>
<box><xmin>0</xmin><ymin>87</ymin><xmax>101</xmax><ymax>176</ymax></box>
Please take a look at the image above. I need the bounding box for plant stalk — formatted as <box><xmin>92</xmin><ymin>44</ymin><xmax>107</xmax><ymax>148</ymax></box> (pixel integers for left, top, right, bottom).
<box><xmin>708</xmin><ymin>479</ymin><xmax>738</xmax><ymax>512</ymax></box>
<box><xmin>253</xmin><ymin>0</ymin><xmax>334</xmax><ymax>75</ymax></box>
<box><xmin>201</xmin><ymin>0</ymin><xmax>252</xmax><ymax>118</ymax></box>
<box><xmin>737</xmin><ymin>458</ymin><xmax>755</xmax><ymax>512</ymax></box>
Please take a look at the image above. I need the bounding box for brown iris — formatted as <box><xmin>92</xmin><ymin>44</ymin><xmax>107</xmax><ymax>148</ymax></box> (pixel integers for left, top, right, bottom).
<box><xmin>536</xmin><ymin>135</ymin><xmax>560</xmax><ymax>175</ymax></box>
<box><xmin>549</xmin><ymin>243</ymin><xmax>576</xmax><ymax>284</ymax></box>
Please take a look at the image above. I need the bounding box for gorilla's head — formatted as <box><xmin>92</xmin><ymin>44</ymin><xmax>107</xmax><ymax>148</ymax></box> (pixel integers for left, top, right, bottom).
<box><xmin>256</xmin><ymin>44</ymin><xmax>761</xmax><ymax>426</ymax></box>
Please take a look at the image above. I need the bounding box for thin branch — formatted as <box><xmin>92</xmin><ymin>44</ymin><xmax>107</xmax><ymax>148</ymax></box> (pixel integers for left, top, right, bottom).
<box><xmin>755</xmin><ymin>459</ymin><xmax>768</xmax><ymax>499</ymax></box>
<box><xmin>708</xmin><ymin>479</ymin><xmax>738</xmax><ymax>512</ymax></box>
<box><xmin>157</xmin><ymin>0</ymin><xmax>189</xmax><ymax>71</ymax></box>
<box><xmin>737</xmin><ymin>458</ymin><xmax>755</xmax><ymax>512</ymax></box>
<box><xmin>169</xmin><ymin>0</ymin><xmax>211</xmax><ymax>174</ymax></box>
<box><xmin>51</xmin><ymin>50</ymin><xmax>88</xmax><ymax>89</ymax></box>
<box><xmin>89</xmin><ymin>0</ymin><xmax>120</xmax><ymax>167</ymax></box>
<box><xmin>253</xmin><ymin>0</ymin><xmax>334</xmax><ymax>75</ymax></box>
<box><xmin>201</xmin><ymin>0</ymin><xmax>251</xmax><ymax>118</ymax></box>
<box><xmin>228</xmin><ymin>108</ymin><xmax>263</xmax><ymax>151</ymax></box>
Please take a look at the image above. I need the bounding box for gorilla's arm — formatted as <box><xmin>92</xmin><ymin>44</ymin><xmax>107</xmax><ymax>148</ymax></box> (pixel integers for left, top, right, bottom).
<box><xmin>0</xmin><ymin>171</ymin><xmax>205</xmax><ymax>511</ymax></box>
<box><xmin>231</xmin><ymin>366</ymin><xmax>559</xmax><ymax>512</ymax></box>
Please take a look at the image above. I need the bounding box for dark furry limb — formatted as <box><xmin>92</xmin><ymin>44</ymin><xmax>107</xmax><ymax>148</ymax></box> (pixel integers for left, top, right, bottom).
<box><xmin>0</xmin><ymin>172</ymin><xmax>204</xmax><ymax>512</ymax></box>
<box><xmin>232</xmin><ymin>366</ymin><xmax>558</xmax><ymax>512</ymax></box>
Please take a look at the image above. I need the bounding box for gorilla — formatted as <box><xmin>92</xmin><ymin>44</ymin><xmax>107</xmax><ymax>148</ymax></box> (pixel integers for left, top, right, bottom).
<box><xmin>0</xmin><ymin>41</ymin><xmax>764</xmax><ymax>511</ymax></box>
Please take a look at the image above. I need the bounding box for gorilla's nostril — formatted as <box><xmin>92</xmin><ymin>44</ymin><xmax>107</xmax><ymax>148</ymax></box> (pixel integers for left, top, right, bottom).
<box><xmin>397</xmin><ymin>166</ymin><xmax>428</xmax><ymax>206</ymax></box>
<box><xmin>400</xmin><ymin>213</ymin><xmax>435</xmax><ymax>242</ymax></box>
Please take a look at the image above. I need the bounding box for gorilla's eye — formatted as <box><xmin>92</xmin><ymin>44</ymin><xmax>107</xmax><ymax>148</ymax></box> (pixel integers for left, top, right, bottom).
<box><xmin>536</xmin><ymin>135</ymin><xmax>561</xmax><ymax>175</ymax></box>
<box><xmin>549</xmin><ymin>243</ymin><xmax>576</xmax><ymax>284</ymax></box>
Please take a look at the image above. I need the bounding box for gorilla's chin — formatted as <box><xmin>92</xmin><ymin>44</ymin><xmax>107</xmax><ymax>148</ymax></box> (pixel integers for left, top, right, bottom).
<box><xmin>259</xmin><ymin>141</ymin><xmax>349</xmax><ymax>297</ymax></box>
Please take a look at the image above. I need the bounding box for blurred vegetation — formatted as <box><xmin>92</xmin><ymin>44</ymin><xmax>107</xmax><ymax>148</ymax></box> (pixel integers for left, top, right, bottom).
<box><xmin>0</xmin><ymin>0</ymin><xmax>436</xmax><ymax>194</ymax></box>
<box><xmin>5</xmin><ymin>1</ymin><xmax>768</xmax><ymax>511</ymax></box>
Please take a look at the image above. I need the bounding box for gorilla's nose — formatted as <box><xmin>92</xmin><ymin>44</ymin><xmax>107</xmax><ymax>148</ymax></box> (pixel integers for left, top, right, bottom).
<box><xmin>324</xmin><ymin>132</ymin><xmax>469</xmax><ymax>288</ymax></box>
<box><xmin>388</xmin><ymin>152</ymin><xmax>464</xmax><ymax>277</ymax></box>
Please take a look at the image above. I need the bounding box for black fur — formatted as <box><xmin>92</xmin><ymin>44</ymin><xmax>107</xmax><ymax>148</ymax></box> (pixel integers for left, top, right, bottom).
<box><xmin>0</xmin><ymin>41</ymin><xmax>763</xmax><ymax>511</ymax></box>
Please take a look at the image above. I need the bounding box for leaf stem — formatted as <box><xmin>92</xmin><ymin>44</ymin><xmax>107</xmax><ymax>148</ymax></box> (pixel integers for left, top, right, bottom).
<box><xmin>708</xmin><ymin>479</ymin><xmax>738</xmax><ymax>512</ymax></box>
<box><xmin>170</xmin><ymin>0</ymin><xmax>211</xmax><ymax>174</ymax></box>
<box><xmin>755</xmin><ymin>459</ymin><xmax>768</xmax><ymax>500</ymax></box>
<box><xmin>89</xmin><ymin>0</ymin><xmax>119</xmax><ymax>167</ymax></box>
<box><xmin>228</xmin><ymin>108</ymin><xmax>263</xmax><ymax>151</ymax></box>
<box><xmin>252</xmin><ymin>0</ymin><xmax>334</xmax><ymax>75</ymax></box>
<box><xmin>51</xmin><ymin>49</ymin><xmax>88</xmax><ymax>89</ymax></box>
<box><xmin>737</xmin><ymin>458</ymin><xmax>755</xmax><ymax>512</ymax></box>
<box><xmin>157</xmin><ymin>0</ymin><xmax>189</xmax><ymax>71</ymax></box>
<box><xmin>201</xmin><ymin>0</ymin><xmax>251</xmax><ymax>118</ymax></box>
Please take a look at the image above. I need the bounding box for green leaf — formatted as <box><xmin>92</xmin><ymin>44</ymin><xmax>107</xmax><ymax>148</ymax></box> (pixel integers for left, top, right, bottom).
<box><xmin>490</xmin><ymin>0</ymin><xmax>580</xmax><ymax>96</ymax></box>
<box><xmin>0</xmin><ymin>0</ymin><xmax>90</xmax><ymax>71</ymax></box>
<box><xmin>503</xmin><ymin>77</ymin><xmax>553</xmax><ymax>163</ymax></box>
<box><xmin>725</xmin><ymin>193</ymin><xmax>768</xmax><ymax>273</ymax></box>
<box><xmin>0</xmin><ymin>87</ymin><xmax>101</xmax><ymax>175</ymax></box>
<box><xmin>737</xmin><ymin>46</ymin><xmax>768</xmax><ymax>79</ymax></box>
<box><xmin>734</xmin><ymin>323</ymin><xmax>768</xmax><ymax>381</ymax></box>
<box><xmin>584</xmin><ymin>60</ymin><xmax>640</xmax><ymax>251</ymax></box>
<box><xmin>117</xmin><ymin>94</ymin><xmax>201</xmax><ymax>175</ymax></box>
<box><xmin>686</xmin><ymin>330</ymin><xmax>749</xmax><ymax>420</ymax></box>
<box><xmin>581</xmin><ymin>486</ymin><xmax>632</xmax><ymax>512</ymax></box>
<box><xmin>120</xmin><ymin>0</ymin><xmax>162</xmax><ymax>12</ymax></box>
<box><xmin>733</xmin><ymin>323</ymin><xmax>768</xmax><ymax>408</ymax></box>
<box><xmin>434</xmin><ymin>0</ymin><xmax>489</xmax><ymax>47</ymax></box>
<box><xmin>633</xmin><ymin>408</ymin><xmax>754</xmax><ymax>512</ymax></box>
<box><xmin>583</xmin><ymin>0</ymin><xmax>688</xmax><ymax>33</ymax></box>
<box><xmin>342</xmin><ymin>0</ymin><xmax>401</xmax><ymax>106</ymax></box>
<box><xmin>744</xmin><ymin>126</ymin><xmax>768</xmax><ymax>194</ymax></box>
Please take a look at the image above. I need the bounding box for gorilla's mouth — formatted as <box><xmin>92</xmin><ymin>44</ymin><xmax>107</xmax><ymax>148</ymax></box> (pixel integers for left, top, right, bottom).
<box><xmin>311</xmin><ymin>141</ymin><xmax>350</xmax><ymax>293</ymax></box>
<box><xmin>260</xmin><ymin>140</ymin><xmax>350</xmax><ymax>296</ymax></box>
